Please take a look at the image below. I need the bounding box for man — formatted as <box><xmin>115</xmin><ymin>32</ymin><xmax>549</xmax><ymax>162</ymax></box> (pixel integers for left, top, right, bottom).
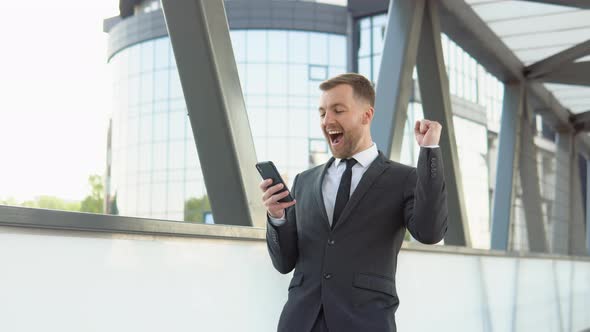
<box><xmin>259</xmin><ymin>73</ymin><xmax>448</xmax><ymax>332</ymax></box>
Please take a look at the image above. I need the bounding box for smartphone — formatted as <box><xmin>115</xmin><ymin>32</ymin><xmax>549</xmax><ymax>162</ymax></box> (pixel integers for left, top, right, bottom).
<box><xmin>255</xmin><ymin>161</ymin><xmax>294</xmax><ymax>203</ymax></box>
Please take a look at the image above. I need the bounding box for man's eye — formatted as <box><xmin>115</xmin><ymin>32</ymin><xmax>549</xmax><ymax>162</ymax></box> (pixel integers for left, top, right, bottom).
<box><xmin>320</xmin><ymin>113</ymin><xmax>325</xmax><ymax>118</ymax></box>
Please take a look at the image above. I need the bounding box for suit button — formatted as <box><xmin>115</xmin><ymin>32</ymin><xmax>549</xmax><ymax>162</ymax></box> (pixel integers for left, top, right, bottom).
<box><xmin>324</xmin><ymin>273</ymin><xmax>332</xmax><ymax>280</ymax></box>
<box><xmin>328</xmin><ymin>239</ymin><xmax>335</xmax><ymax>246</ymax></box>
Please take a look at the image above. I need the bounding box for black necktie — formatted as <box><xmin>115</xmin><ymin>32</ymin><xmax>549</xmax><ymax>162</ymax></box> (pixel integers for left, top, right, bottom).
<box><xmin>332</xmin><ymin>158</ymin><xmax>357</xmax><ymax>229</ymax></box>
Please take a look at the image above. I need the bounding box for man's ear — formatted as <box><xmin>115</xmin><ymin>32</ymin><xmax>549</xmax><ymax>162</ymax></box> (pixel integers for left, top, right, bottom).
<box><xmin>362</xmin><ymin>106</ymin><xmax>374</xmax><ymax>125</ymax></box>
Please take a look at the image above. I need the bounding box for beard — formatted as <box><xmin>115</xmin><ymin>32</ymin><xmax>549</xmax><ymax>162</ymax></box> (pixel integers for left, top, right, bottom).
<box><xmin>327</xmin><ymin>131</ymin><xmax>361</xmax><ymax>159</ymax></box>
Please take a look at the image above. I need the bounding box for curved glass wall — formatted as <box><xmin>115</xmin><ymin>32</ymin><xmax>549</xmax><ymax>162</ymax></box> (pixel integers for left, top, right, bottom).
<box><xmin>108</xmin><ymin>30</ymin><xmax>346</xmax><ymax>222</ymax></box>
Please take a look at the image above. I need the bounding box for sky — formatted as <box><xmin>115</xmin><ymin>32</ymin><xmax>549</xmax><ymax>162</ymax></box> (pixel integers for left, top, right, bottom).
<box><xmin>0</xmin><ymin>1</ymin><xmax>119</xmax><ymax>202</ymax></box>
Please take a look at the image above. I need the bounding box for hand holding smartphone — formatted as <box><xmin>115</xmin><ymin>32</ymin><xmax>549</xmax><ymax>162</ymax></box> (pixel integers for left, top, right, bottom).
<box><xmin>256</xmin><ymin>161</ymin><xmax>294</xmax><ymax>202</ymax></box>
<box><xmin>256</xmin><ymin>161</ymin><xmax>296</xmax><ymax>219</ymax></box>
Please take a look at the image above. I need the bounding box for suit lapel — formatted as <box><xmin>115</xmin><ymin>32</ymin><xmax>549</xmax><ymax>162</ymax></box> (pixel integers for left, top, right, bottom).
<box><xmin>332</xmin><ymin>152</ymin><xmax>388</xmax><ymax>231</ymax></box>
<box><xmin>314</xmin><ymin>157</ymin><xmax>334</xmax><ymax>229</ymax></box>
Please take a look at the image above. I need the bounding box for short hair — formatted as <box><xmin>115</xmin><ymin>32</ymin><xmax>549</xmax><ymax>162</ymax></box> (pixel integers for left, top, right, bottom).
<box><xmin>319</xmin><ymin>73</ymin><xmax>375</xmax><ymax>107</ymax></box>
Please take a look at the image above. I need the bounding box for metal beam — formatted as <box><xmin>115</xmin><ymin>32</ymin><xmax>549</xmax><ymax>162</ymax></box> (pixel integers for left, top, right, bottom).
<box><xmin>416</xmin><ymin>0</ymin><xmax>471</xmax><ymax>246</ymax></box>
<box><xmin>525</xmin><ymin>40</ymin><xmax>590</xmax><ymax>79</ymax></box>
<box><xmin>538</xmin><ymin>61</ymin><xmax>590</xmax><ymax>86</ymax></box>
<box><xmin>373</xmin><ymin>0</ymin><xmax>425</xmax><ymax>161</ymax></box>
<box><xmin>491</xmin><ymin>83</ymin><xmax>524</xmax><ymax>251</ymax></box>
<box><xmin>347</xmin><ymin>13</ymin><xmax>359</xmax><ymax>73</ymax></box>
<box><xmin>438</xmin><ymin>0</ymin><xmax>523</xmax><ymax>83</ymax></box>
<box><xmin>587</xmin><ymin>158</ymin><xmax>590</xmax><ymax>255</ymax></box>
<box><xmin>569</xmin><ymin>144</ymin><xmax>586</xmax><ymax>255</ymax></box>
<box><xmin>438</xmin><ymin>0</ymin><xmax>578</xmax><ymax>134</ymax></box>
<box><xmin>161</xmin><ymin>0</ymin><xmax>265</xmax><ymax>226</ymax></box>
<box><xmin>519</xmin><ymin>94</ymin><xmax>548</xmax><ymax>252</ymax></box>
<box><xmin>552</xmin><ymin>132</ymin><xmax>573</xmax><ymax>254</ymax></box>
<box><xmin>520</xmin><ymin>0</ymin><xmax>590</xmax><ymax>9</ymax></box>
<box><xmin>570</xmin><ymin>143</ymin><xmax>588</xmax><ymax>255</ymax></box>
<box><xmin>572</xmin><ymin>110</ymin><xmax>590</xmax><ymax>132</ymax></box>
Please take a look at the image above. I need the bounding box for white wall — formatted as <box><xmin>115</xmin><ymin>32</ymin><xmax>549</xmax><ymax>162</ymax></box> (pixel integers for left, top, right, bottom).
<box><xmin>0</xmin><ymin>225</ymin><xmax>588</xmax><ymax>332</ymax></box>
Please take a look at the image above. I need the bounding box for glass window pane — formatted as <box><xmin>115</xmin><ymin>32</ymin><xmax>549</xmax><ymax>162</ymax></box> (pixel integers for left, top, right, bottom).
<box><xmin>328</xmin><ymin>35</ymin><xmax>346</xmax><ymax>67</ymax></box>
<box><xmin>288</xmin><ymin>31</ymin><xmax>308</xmax><ymax>63</ymax></box>
<box><xmin>247</xmin><ymin>30</ymin><xmax>267</xmax><ymax>63</ymax></box>
<box><xmin>230</xmin><ymin>30</ymin><xmax>247</xmax><ymax>62</ymax></box>
<box><xmin>154</xmin><ymin>112</ymin><xmax>168</xmax><ymax>142</ymax></box>
<box><xmin>309</xmin><ymin>33</ymin><xmax>328</xmax><ymax>65</ymax></box>
<box><xmin>154</xmin><ymin>70</ymin><xmax>169</xmax><ymax>101</ymax></box>
<box><xmin>359</xmin><ymin>27</ymin><xmax>371</xmax><ymax>57</ymax></box>
<box><xmin>141</xmin><ymin>41</ymin><xmax>154</xmax><ymax>72</ymax></box>
<box><xmin>268</xmin><ymin>64</ymin><xmax>288</xmax><ymax>95</ymax></box>
<box><xmin>246</xmin><ymin>64</ymin><xmax>267</xmax><ymax>94</ymax></box>
<box><xmin>268</xmin><ymin>31</ymin><xmax>287</xmax><ymax>63</ymax></box>
<box><xmin>154</xmin><ymin>38</ymin><xmax>170</xmax><ymax>70</ymax></box>
<box><xmin>140</xmin><ymin>72</ymin><xmax>153</xmax><ymax>104</ymax></box>
<box><xmin>309</xmin><ymin>65</ymin><xmax>328</xmax><ymax>81</ymax></box>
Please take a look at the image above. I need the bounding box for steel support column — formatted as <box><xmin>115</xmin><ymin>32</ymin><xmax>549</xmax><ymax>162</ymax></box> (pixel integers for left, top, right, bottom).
<box><xmin>161</xmin><ymin>0</ymin><xmax>265</xmax><ymax>226</ymax></box>
<box><xmin>587</xmin><ymin>159</ymin><xmax>590</xmax><ymax>254</ymax></box>
<box><xmin>347</xmin><ymin>13</ymin><xmax>359</xmax><ymax>73</ymax></box>
<box><xmin>518</xmin><ymin>94</ymin><xmax>548</xmax><ymax>252</ymax></box>
<box><xmin>416</xmin><ymin>0</ymin><xmax>470</xmax><ymax>246</ymax></box>
<box><xmin>373</xmin><ymin>0</ymin><xmax>424</xmax><ymax>161</ymax></box>
<box><xmin>491</xmin><ymin>84</ymin><xmax>524</xmax><ymax>250</ymax></box>
<box><xmin>552</xmin><ymin>133</ymin><xmax>573</xmax><ymax>254</ymax></box>
<box><xmin>570</xmin><ymin>145</ymin><xmax>587</xmax><ymax>255</ymax></box>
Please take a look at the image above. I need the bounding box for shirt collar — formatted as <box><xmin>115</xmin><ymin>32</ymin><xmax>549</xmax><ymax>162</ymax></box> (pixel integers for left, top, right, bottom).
<box><xmin>333</xmin><ymin>143</ymin><xmax>378</xmax><ymax>168</ymax></box>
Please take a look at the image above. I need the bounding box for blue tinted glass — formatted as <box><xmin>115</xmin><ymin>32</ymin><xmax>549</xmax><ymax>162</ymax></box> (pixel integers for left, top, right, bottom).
<box><xmin>309</xmin><ymin>65</ymin><xmax>328</xmax><ymax>81</ymax></box>
<box><xmin>288</xmin><ymin>31</ymin><xmax>308</xmax><ymax>64</ymax></box>
<box><xmin>268</xmin><ymin>31</ymin><xmax>287</xmax><ymax>63</ymax></box>
<box><xmin>358</xmin><ymin>57</ymin><xmax>371</xmax><ymax>80</ymax></box>
<box><xmin>154</xmin><ymin>38</ymin><xmax>170</xmax><ymax>70</ymax></box>
<box><xmin>153</xmin><ymin>112</ymin><xmax>168</xmax><ymax>142</ymax></box>
<box><xmin>154</xmin><ymin>70</ymin><xmax>169</xmax><ymax>101</ymax></box>
<box><xmin>328</xmin><ymin>35</ymin><xmax>346</xmax><ymax>67</ymax></box>
<box><xmin>128</xmin><ymin>44</ymin><xmax>140</xmax><ymax>75</ymax></box>
<box><xmin>246</xmin><ymin>63</ymin><xmax>267</xmax><ymax>94</ymax></box>
<box><xmin>141</xmin><ymin>41</ymin><xmax>154</xmax><ymax>72</ymax></box>
<box><xmin>169</xmin><ymin>110</ymin><xmax>186</xmax><ymax>141</ymax></box>
<box><xmin>140</xmin><ymin>72</ymin><xmax>154</xmax><ymax>104</ymax></box>
<box><xmin>247</xmin><ymin>30</ymin><xmax>267</xmax><ymax>62</ymax></box>
<box><xmin>230</xmin><ymin>30</ymin><xmax>247</xmax><ymax>62</ymax></box>
<box><xmin>288</xmin><ymin>65</ymin><xmax>308</xmax><ymax>95</ymax></box>
<box><xmin>268</xmin><ymin>64</ymin><xmax>288</xmax><ymax>95</ymax></box>
<box><xmin>372</xmin><ymin>25</ymin><xmax>384</xmax><ymax>55</ymax></box>
<box><xmin>359</xmin><ymin>27</ymin><xmax>371</xmax><ymax>57</ymax></box>
<box><xmin>309</xmin><ymin>33</ymin><xmax>328</xmax><ymax>65</ymax></box>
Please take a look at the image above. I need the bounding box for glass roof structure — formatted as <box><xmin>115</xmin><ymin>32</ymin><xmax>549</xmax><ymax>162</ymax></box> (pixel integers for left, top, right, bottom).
<box><xmin>466</xmin><ymin>0</ymin><xmax>590</xmax><ymax>115</ymax></box>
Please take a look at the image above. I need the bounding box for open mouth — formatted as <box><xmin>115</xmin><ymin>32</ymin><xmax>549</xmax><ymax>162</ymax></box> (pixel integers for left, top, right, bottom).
<box><xmin>327</xmin><ymin>130</ymin><xmax>344</xmax><ymax>146</ymax></box>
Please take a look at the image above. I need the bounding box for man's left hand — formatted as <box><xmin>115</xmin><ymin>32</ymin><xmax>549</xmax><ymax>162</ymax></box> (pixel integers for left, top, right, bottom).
<box><xmin>414</xmin><ymin>119</ymin><xmax>442</xmax><ymax>146</ymax></box>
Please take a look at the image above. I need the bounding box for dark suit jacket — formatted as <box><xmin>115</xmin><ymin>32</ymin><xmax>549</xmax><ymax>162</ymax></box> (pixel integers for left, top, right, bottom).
<box><xmin>266</xmin><ymin>148</ymin><xmax>448</xmax><ymax>332</ymax></box>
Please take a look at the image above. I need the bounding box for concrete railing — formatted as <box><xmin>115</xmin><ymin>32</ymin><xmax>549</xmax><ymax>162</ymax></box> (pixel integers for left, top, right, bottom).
<box><xmin>0</xmin><ymin>207</ymin><xmax>589</xmax><ymax>331</ymax></box>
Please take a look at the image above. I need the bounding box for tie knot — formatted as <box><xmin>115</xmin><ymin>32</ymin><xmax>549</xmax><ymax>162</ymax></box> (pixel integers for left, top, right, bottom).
<box><xmin>344</xmin><ymin>158</ymin><xmax>357</xmax><ymax>170</ymax></box>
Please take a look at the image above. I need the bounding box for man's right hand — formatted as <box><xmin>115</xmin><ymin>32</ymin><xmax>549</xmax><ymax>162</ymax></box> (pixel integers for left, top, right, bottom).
<box><xmin>259</xmin><ymin>179</ymin><xmax>296</xmax><ymax>219</ymax></box>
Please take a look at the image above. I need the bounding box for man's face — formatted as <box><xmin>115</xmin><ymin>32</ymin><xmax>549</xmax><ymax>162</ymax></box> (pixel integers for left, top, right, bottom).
<box><xmin>318</xmin><ymin>84</ymin><xmax>370</xmax><ymax>159</ymax></box>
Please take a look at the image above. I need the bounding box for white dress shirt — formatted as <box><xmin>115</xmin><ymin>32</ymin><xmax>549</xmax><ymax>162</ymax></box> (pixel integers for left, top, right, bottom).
<box><xmin>269</xmin><ymin>143</ymin><xmax>438</xmax><ymax>226</ymax></box>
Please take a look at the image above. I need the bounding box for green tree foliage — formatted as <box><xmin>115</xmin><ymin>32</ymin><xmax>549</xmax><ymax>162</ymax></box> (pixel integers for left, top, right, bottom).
<box><xmin>184</xmin><ymin>195</ymin><xmax>211</xmax><ymax>223</ymax></box>
<box><xmin>19</xmin><ymin>196</ymin><xmax>81</xmax><ymax>211</ymax></box>
<box><xmin>80</xmin><ymin>175</ymin><xmax>104</xmax><ymax>213</ymax></box>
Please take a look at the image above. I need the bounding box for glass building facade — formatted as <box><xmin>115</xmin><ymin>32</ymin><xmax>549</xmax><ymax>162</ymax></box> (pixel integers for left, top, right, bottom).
<box><xmin>109</xmin><ymin>29</ymin><xmax>345</xmax><ymax>221</ymax></box>
<box><xmin>106</xmin><ymin>0</ymin><xmax>561</xmax><ymax>252</ymax></box>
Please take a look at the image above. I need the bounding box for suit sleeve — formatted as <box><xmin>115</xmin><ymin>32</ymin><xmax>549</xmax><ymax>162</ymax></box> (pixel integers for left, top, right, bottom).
<box><xmin>402</xmin><ymin>147</ymin><xmax>448</xmax><ymax>244</ymax></box>
<box><xmin>266</xmin><ymin>174</ymin><xmax>299</xmax><ymax>274</ymax></box>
